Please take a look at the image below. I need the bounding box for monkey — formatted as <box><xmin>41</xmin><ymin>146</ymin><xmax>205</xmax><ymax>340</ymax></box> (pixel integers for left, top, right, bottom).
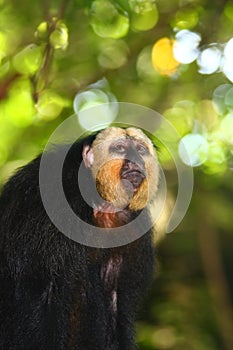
<box><xmin>0</xmin><ymin>127</ymin><xmax>159</xmax><ymax>350</ymax></box>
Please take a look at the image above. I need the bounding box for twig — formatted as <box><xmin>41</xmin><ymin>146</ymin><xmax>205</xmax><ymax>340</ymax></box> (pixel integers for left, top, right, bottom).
<box><xmin>33</xmin><ymin>0</ymin><xmax>69</xmax><ymax>100</ymax></box>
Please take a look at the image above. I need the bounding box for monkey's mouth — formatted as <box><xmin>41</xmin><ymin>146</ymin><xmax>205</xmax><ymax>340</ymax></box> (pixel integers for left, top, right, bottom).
<box><xmin>121</xmin><ymin>170</ymin><xmax>146</xmax><ymax>191</ymax></box>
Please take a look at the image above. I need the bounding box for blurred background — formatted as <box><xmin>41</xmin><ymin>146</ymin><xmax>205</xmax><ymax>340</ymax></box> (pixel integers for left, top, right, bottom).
<box><xmin>0</xmin><ymin>0</ymin><xmax>233</xmax><ymax>348</ymax></box>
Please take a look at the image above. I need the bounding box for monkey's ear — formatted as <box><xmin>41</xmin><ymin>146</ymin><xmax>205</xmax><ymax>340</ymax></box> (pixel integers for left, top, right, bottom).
<box><xmin>82</xmin><ymin>144</ymin><xmax>94</xmax><ymax>168</ymax></box>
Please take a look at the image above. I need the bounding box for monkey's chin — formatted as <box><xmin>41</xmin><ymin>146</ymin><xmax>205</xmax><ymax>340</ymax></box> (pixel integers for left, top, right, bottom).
<box><xmin>96</xmin><ymin>176</ymin><xmax>148</xmax><ymax>211</ymax></box>
<box><xmin>111</xmin><ymin>178</ymin><xmax>148</xmax><ymax>212</ymax></box>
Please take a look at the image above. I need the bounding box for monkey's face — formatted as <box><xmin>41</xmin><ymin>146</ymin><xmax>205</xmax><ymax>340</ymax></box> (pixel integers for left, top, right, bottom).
<box><xmin>83</xmin><ymin>127</ymin><xmax>159</xmax><ymax>211</ymax></box>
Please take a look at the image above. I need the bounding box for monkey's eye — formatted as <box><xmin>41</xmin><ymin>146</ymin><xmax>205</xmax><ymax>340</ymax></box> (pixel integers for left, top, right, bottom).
<box><xmin>111</xmin><ymin>143</ymin><xmax>126</xmax><ymax>154</ymax></box>
<box><xmin>136</xmin><ymin>143</ymin><xmax>149</xmax><ymax>155</ymax></box>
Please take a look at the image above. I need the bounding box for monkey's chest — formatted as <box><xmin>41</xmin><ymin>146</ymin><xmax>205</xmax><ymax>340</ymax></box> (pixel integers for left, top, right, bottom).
<box><xmin>100</xmin><ymin>255</ymin><xmax>123</xmax><ymax>313</ymax></box>
<box><xmin>94</xmin><ymin>209</ymin><xmax>132</xmax><ymax>228</ymax></box>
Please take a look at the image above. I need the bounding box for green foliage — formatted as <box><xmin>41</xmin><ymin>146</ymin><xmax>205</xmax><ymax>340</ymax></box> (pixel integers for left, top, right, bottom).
<box><xmin>0</xmin><ymin>0</ymin><xmax>233</xmax><ymax>349</ymax></box>
<box><xmin>12</xmin><ymin>44</ymin><xmax>43</xmax><ymax>76</ymax></box>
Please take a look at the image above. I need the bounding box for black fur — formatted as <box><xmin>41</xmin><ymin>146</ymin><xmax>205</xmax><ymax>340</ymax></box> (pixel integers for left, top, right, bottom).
<box><xmin>0</xmin><ymin>135</ymin><xmax>155</xmax><ymax>350</ymax></box>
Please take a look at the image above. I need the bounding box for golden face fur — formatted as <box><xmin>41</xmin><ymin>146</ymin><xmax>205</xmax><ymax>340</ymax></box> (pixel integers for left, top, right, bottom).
<box><xmin>84</xmin><ymin>127</ymin><xmax>159</xmax><ymax>211</ymax></box>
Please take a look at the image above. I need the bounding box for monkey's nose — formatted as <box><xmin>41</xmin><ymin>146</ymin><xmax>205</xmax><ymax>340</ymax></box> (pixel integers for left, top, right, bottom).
<box><xmin>122</xmin><ymin>159</ymin><xmax>145</xmax><ymax>174</ymax></box>
<box><xmin>125</xmin><ymin>146</ymin><xmax>145</xmax><ymax>169</ymax></box>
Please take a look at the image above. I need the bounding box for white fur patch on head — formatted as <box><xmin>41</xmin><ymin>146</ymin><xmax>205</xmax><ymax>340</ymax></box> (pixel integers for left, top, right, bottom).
<box><xmin>125</xmin><ymin>127</ymin><xmax>155</xmax><ymax>155</ymax></box>
<box><xmin>93</xmin><ymin>127</ymin><xmax>155</xmax><ymax>156</ymax></box>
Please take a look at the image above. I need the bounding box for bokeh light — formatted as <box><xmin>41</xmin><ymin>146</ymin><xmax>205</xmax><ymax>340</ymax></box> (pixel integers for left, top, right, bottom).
<box><xmin>0</xmin><ymin>5</ymin><xmax>21</xmax><ymax>62</ymax></box>
<box><xmin>220</xmin><ymin>113</ymin><xmax>233</xmax><ymax>144</ymax></box>
<box><xmin>173</xmin><ymin>29</ymin><xmax>201</xmax><ymax>64</ymax></box>
<box><xmin>196</xmin><ymin>100</ymin><xmax>218</xmax><ymax>130</ymax></box>
<box><xmin>12</xmin><ymin>44</ymin><xmax>43</xmax><ymax>76</ymax></box>
<box><xmin>90</xmin><ymin>0</ymin><xmax>129</xmax><ymax>39</ymax></box>
<box><xmin>73</xmin><ymin>78</ymin><xmax>118</xmax><ymax>130</ymax></box>
<box><xmin>171</xmin><ymin>6</ymin><xmax>200</xmax><ymax>30</ymax></box>
<box><xmin>137</xmin><ymin>45</ymin><xmax>160</xmax><ymax>81</ymax></box>
<box><xmin>197</xmin><ymin>44</ymin><xmax>222</xmax><ymax>74</ymax></box>
<box><xmin>179</xmin><ymin>133</ymin><xmax>209</xmax><ymax>167</ymax></box>
<box><xmin>129</xmin><ymin>0</ymin><xmax>159</xmax><ymax>31</ymax></box>
<box><xmin>224</xmin><ymin>86</ymin><xmax>233</xmax><ymax>112</ymax></box>
<box><xmin>222</xmin><ymin>38</ymin><xmax>233</xmax><ymax>82</ymax></box>
<box><xmin>37</xmin><ymin>90</ymin><xmax>64</xmax><ymax>120</ymax></box>
<box><xmin>207</xmin><ymin>142</ymin><xmax>226</xmax><ymax>164</ymax></box>
<box><xmin>164</xmin><ymin>107</ymin><xmax>192</xmax><ymax>136</ymax></box>
<box><xmin>4</xmin><ymin>79</ymin><xmax>36</xmax><ymax>128</ymax></box>
<box><xmin>212</xmin><ymin>84</ymin><xmax>232</xmax><ymax>115</ymax></box>
<box><xmin>98</xmin><ymin>39</ymin><xmax>128</xmax><ymax>69</ymax></box>
<box><xmin>203</xmin><ymin>140</ymin><xmax>227</xmax><ymax>174</ymax></box>
<box><xmin>152</xmin><ymin>37</ymin><xmax>180</xmax><ymax>76</ymax></box>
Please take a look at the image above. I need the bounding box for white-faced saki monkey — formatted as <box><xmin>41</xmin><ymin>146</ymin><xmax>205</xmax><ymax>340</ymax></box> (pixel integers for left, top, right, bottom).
<box><xmin>0</xmin><ymin>127</ymin><xmax>159</xmax><ymax>350</ymax></box>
